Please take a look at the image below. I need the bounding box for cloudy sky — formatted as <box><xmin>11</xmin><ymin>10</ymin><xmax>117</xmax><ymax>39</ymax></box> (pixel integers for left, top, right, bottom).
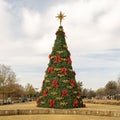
<box><xmin>0</xmin><ymin>0</ymin><xmax>120</xmax><ymax>90</ymax></box>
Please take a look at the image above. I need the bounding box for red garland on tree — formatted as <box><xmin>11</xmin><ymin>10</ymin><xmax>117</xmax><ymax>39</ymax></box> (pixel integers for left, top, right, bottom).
<box><xmin>63</xmin><ymin>31</ymin><xmax>66</xmax><ymax>36</ymax></box>
<box><xmin>55</xmin><ymin>31</ymin><xmax>58</xmax><ymax>35</ymax></box>
<box><xmin>67</xmin><ymin>57</ymin><xmax>72</xmax><ymax>64</ymax></box>
<box><xmin>52</xmin><ymin>80</ymin><xmax>58</xmax><ymax>87</ymax></box>
<box><xmin>62</xmin><ymin>90</ymin><xmax>69</xmax><ymax>97</ymax></box>
<box><xmin>61</xmin><ymin>68</ymin><xmax>67</xmax><ymax>75</ymax></box>
<box><xmin>70</xmin><ymin>80</ymin><xmax>75</xmax><ymax>87</ymax></box>
<box><xmin>73</xmin><ymin>99</ymin><xmax>78</xmax><ymax>107</ymax></box>
<box><xmin>49</xmin><ymin>54</ymin><xmax>51</xmax><ymax>59</ymax></box>
<box><xmin>48</xmin><ymin>67</ymin><xmax>54</xmax><ymax>73</ymax></box>
<box><xmin>50</xmin><ymin>100</ymin><xmax>55</xmax><ymax>107</ymax></box>
<box><xmin>55</xmin><ymin>31</ymin><xmax>66</xmax><ymax>37</ymax></box>
<box><xmin>43</xmin><ymin>90</ymin><xmax>47</xmax><ymax>97</ymax></box>
<box><xmin>54</xmin><ymin>56</ymin><xmax>61</xmax><ymax>63</ymax></box>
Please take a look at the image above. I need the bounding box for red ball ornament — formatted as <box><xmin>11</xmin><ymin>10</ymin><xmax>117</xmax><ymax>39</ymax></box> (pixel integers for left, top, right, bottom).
<box><xmin>48</xmin><ymin>67</ymin><xmax>54</xmax><ymax>73</ymax></box>
<box><xmin>73</xmin><ymin>99</ymin><xmax>78</xmax><ymax>107</ymax></box>
<box><xmin>54</xmin><ymin>56</ymin><xmax>61</xmax><ymax>63</ymax></box>
<box><xmin>50</xmin><ymin>100</ymin><xmax>55</xmax><ymax>107</ymax></box>
<box><xmin>61</xmin><ymin>68</ymin><xmax>67</xmax><ymax>75</ymax></box>
<box><xmin>43</xmin><ymin>90</ymin><xmax>47</xmax><ymax>97</ymax></box>
<box><xmin>70</xmin><ymin>80</ymin><xmax>75</xmax><ymax>87</ymax></box>
<box><xmin>52</xmin><ymin>80</ymin><xmax>58</xmax><ymax>87</ymax></box>
<box><xmin>62</xmin><ymin>90</ymin><xmax>69</xmax><ymax>97</ymax></box>
<box><xmin>67</xmin><ymin>57</ymin><xmax>72</xmax><ymax>64</ymax></box>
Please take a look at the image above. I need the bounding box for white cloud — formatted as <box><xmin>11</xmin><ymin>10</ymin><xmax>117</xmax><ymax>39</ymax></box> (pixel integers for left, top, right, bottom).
<box><xmin>0</xmin><ymin>0</ymin><xmax>13</xmax><ymax>41</ymax></box>
<box><xmin>98</xmin><ymin>1</ymin><xmax>120</xmax><ymax>30</ymax></box>
<box><xmin>22</xmin><ymin>8</ymin><xmax>42</xmax><ymax>38</ymax></box>
<box><xmin>47</xmin><ymin>0</ymin><xmax>120</xmax><ymax>53</ymax></box>
<box><xmin>0</xmin><ymin>0</ymin><xmax>120</xmax><ymax>89</ymax></box>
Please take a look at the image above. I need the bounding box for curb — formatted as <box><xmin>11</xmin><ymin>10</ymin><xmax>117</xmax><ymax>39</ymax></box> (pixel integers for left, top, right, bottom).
<box><xmin>0</xmin><ymin>109</ymin><xmax>120</xmax><ymax>117</ymax></box>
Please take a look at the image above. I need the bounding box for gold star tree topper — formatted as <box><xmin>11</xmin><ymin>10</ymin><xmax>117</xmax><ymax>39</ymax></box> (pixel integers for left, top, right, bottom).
<box><xmin>56</xmin><ymin>11</ymin><xmax>66</xmax><ymax>26</ymax></box>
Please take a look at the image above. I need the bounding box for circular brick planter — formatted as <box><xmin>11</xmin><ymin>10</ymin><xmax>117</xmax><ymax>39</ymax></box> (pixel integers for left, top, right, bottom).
<box><xmin>0</xmin><ymin>108</ymin><xmax>120</xmax><ymax>117</ymax></box>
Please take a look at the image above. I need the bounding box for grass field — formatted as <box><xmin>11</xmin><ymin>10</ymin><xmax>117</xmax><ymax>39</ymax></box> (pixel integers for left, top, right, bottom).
<box><xmin>0</xmin><ymin>115</ymin><xmax>119</xmax><ymax>120</ymax></box>
<box><xmin>0</xmin><ymin>101</ymin><xmax>120</xmax><ymax>111</ymax></box>
<box><xmin>0</xmin><ymin>101</ymin><xmax>120</xmax><ymax>120</ymax></box>
<box><xmin>83</xmin><ymin>99</ymin><xmax>120</xmax><ymax>105</ymax></box>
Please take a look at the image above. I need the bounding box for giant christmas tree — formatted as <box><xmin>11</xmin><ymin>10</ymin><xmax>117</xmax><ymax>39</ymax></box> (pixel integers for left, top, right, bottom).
<box><xmin>37</xmin><ymin>12</ymin><xmax>83</xmax><ymax>109</ymax></box>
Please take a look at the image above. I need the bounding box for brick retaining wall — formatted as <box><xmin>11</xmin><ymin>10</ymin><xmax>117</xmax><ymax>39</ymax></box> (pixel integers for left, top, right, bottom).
<box><xmin>0</xmin><ymin>109</ymin><xmax>120</xmax><ymax>117</ymax></box>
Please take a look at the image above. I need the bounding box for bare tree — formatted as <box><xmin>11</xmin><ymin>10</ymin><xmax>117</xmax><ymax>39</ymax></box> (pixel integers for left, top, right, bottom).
<box><xmin>25</xmin><ymin>83</ymin><xmax>35</xmax><ymax>100</ymax></box>
<box><xmin>0</xmin><ymin>64</ymin><xmax>16</xmax><ymax>103</ymax></box>
<box><xmin>105</xmin><ymin>81</ymin><xmax>117</xmax><ymax>97</ymax></box>
<box><xmin>96</xmin><ymin>88</ymin><xmax>105</xmax><ymax>99</ymax></box>
<box><xmin>81</xmin><ymin>88</ymin><xmax>96</xmax><ymax>99</ymax></box>
<box><xmin>6</xmin><ymin>83</ymin><xmax>24</xmax><ymax>97</ymax></box>
<box><xmin>81</xmin><ymin>88</ymin><xmax>88</xmax><ymax>98</ymax></box>
<box><xmin>87</xmin><ymin>89</ymin><xmax>96</xmax><ymax>99</ymax></box>
<box><xmin>117</xmin><ymin>76</ymin><xmax>120</xmax><ymax>93</ymax></box>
